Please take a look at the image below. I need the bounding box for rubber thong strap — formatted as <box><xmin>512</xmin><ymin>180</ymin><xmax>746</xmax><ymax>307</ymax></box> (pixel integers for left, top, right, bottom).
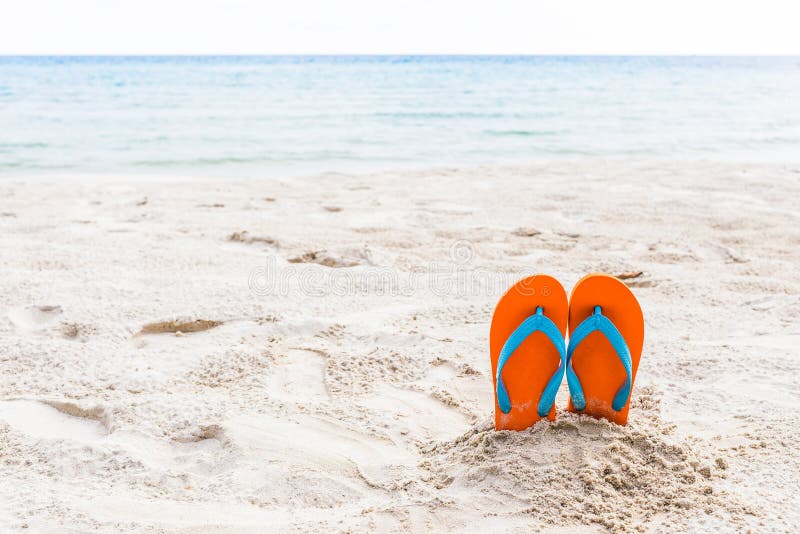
<box><xmin>566</xmin><ymin>306</ymin><xmax>633</xmax><ymax>412</ymax></box>
<box><xmin>495</xmin><ymin>307</ymin><xmax>566</xmax><ymax>417</ymax></box>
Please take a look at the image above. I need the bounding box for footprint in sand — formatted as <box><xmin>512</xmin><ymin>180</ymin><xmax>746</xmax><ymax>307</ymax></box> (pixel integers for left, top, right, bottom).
<box><xmin>363</xmin><ymin>386</ymin><xmax>470</xmax><ymax>442</ymax></box>
<box><xmin>614</xmin><ymin>271</ymin><xmax>657</xmax><ymax>288</ymax></box>
<box><xmin>7</xmin><ymin>305</ymin><xmax>63</xmax><ymax>331</ymax></box>
<box><xmin>108</xmin><ymin>427</ymin><xmax>229</xmax><ymax>475</ymax></box>
<box><xmin>60</xmin><ymin>321</ymin><xmax>95</xmax><ymax>340</ymax></box>
<box><xmin>227</xmin><ymin>231</ymin><xmax>276</xmax><ymax>246</ymax></box>
<box><xmin>137</xmin><ymin>318</ymin><xmax>223</xmax><ymax>336</ymax></box>
<box><xmin>269</xmin><ymin>348</ymin><xmax>330</xmax><ymax>403</ymax></box>
<box><xmin>224</xmin><ymin>412</ymin><xmax>414</xmax><ymax>493</ymax></box>
<box><xmin>0</xmin><ymin>400</ymin><xmax>109</xmax><ymax>442</ymax></box>
<box><xmin>287</xmin><ymin>248</ymin><xmax>372</xmax><ymax>268</ymax></box>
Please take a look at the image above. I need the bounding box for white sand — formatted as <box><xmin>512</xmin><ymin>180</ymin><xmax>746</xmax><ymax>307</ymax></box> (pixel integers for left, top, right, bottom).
<box><xmin>1</xmin><ymin>160</ymin><xmax>799</xmax><ymax>532</ymax></box>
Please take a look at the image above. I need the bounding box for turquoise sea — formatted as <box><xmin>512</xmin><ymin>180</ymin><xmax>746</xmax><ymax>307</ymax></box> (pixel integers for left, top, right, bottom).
<box><xmin>1</xmin><ymin>56</ymin><xmax>799</xmax><ymax>177</ymax></box>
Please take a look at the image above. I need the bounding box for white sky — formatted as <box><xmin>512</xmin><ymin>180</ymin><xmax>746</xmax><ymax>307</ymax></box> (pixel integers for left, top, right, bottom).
<box><xmin>1</xmin><ymin>0</ymin><xmax>799</xmax><ymax>55</ymax></box>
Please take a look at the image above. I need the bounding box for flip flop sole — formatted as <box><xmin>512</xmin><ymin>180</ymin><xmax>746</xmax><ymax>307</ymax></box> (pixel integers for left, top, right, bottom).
<box><xmin>567</xmin><ymin>273</ymin><xmax>644</xmax><ymax>425</ymax></box>
<box><xmin>490</xmin><ymin>275</ymin><xmax>568</xmax><ymax>430</ymax></box>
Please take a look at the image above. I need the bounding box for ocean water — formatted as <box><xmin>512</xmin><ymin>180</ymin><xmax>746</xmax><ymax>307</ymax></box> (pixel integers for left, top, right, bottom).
<box><xmin>1</xmin><ymin>56</ymin><xmax>799</xmax><ymax>177</ymax></box>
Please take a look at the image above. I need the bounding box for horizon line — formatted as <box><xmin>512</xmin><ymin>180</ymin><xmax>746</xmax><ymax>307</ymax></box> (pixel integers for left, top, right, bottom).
<box><xmin>1</xmin><ymin>53</ymin><xmax>799</xmax><ymax>57</ymax></box>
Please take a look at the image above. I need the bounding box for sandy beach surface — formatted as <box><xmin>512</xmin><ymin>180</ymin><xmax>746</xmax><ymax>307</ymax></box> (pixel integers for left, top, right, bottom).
<box><xmin>1</xmin><ymin>160</ymin><xmax>799</xmax><ymax>532</ymax></box>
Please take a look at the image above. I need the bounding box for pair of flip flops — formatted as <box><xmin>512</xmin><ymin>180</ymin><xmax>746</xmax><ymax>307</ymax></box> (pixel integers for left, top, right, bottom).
<box><xmin>490</xmin><ymin>273</ymin><xmax>644</xmax><ymax>430</ymax></box>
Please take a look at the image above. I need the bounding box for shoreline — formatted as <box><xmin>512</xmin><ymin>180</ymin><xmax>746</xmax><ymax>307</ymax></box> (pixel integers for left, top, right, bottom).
<box><xmin>1</xmin><ymin>159</ymin><xmax>799</xmax><ymax>531</ymax></box>
<box><xmin>3</xmin><ymin>155</ymin><xmax>800</xmax><ymax>185</ymax></box>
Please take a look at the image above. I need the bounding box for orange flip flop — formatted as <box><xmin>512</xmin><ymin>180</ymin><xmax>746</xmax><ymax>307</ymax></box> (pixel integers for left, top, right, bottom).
<box><xmin>565</xmin><ymin>273</ymin><xmax>644</xmax><ymax>425</ymax></box>
<box><xmin>490</xmin><ymin>275</ymin><xmax>568</xmax><ymax>431</ymax></box>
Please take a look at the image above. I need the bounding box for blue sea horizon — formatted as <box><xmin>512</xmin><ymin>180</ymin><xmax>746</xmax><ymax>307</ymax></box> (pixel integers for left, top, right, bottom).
<box><xmin>2</xmin><ymin>55</ymin><xmax>799</xmax><ymax>177</ymax></box>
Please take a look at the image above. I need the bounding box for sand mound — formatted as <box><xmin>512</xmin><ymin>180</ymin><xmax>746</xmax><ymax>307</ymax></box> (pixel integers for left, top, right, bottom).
<box><xmin>420</xmin><ymin>387</ymin><xmax>755</xmax><ymax>531</ymax></box>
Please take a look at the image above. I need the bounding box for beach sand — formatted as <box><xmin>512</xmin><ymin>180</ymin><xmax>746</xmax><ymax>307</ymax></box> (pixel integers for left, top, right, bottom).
<box><xmin>1</xmin><ymin>160</ymin><xmax>798</xmax><ymax>532</ymax></box>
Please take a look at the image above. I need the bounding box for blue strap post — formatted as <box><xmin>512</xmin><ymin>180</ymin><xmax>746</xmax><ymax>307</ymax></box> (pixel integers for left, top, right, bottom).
<box><xmin>495</xmin><ymin>307</ymin><xmax>566</xmax><ymax>418</ymax></box>
<box><xmin>566</xmin><ymin>306</ymin><xmax>633</xmax><ymax>412</ymax></box>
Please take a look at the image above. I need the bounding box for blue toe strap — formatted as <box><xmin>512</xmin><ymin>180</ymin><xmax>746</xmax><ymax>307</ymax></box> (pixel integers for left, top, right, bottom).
<box><xmin>566</xmin><ymin>306</ymin><xmax>632</xmax><ymax>412</ymax></box>
<box><xmin>496</xmin><ymin>307</ymin><xmax>566</xmax><ymax>418</ymax></box>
